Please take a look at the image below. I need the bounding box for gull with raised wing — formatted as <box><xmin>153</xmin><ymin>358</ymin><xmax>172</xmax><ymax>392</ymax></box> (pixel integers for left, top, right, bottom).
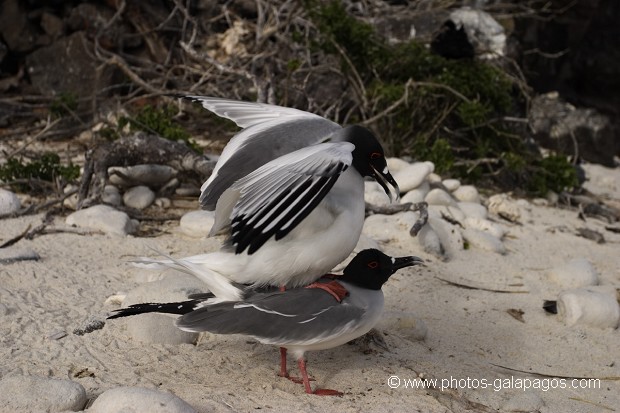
<box><xmin>135</xmin><ymin>97</ymin><xmax>400</xmax><ymax>288</ymax></box>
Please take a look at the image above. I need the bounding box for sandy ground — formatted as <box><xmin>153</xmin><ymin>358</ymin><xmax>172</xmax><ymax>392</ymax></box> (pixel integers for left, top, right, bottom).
<box><xmin>1</xmin><ymin>163</ymin><xmax>619</xmax><ymax>413</ymax></box>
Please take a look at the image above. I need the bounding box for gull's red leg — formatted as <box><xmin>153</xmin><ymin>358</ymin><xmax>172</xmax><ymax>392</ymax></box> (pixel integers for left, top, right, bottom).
<box><xmin>297</xmin><ymin>358</ymin><xmax>343</xmax><ymax>396</ymax></box>
<box><xmin>278</xmin><ymin>347</ymin><xmax>288</xmax><ymax>378</ymax></box>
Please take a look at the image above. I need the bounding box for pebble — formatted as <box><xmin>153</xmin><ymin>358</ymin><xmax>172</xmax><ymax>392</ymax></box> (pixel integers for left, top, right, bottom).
<box><xmin>179</xmin><ymin>210</ymin><xmax>215</xmax><ymax>238</ymax></box>
<box><xmin>376</xmin><ymin>310</ymin><xmax>427</xmax><ymax>341</ymax></box>
<box><xmin>442</xmin><ymin>179</ymin><xmax>461</xmax><ymax>192</ymax></box>
<box><xmin>487</xmin><ymin>193</ymin><xmax>527</xmax><ymax>222</ymax></box>
<box><xmin>501</xmin><ymin>391</ymin><xmax>544</xmax><ymax>412</ymax></box>
<box><xmin>386</xmin><ymin>157</ymin><xmax>411</xmax><ymax>172</ymax></box>
<box><xmin>463</xmin><ymin>217</ymin><xmax>506</xmax><ymax>239</ymax></box>
<box><xmin>123</xmin><ymin>185</ymin><xmax>155</xmax><ymax>210</ymax></box>
<box><xmin>461</xmin><ymin>228</ymin><xmax>506</xmax><ymax>254</ymax></box>
<box><xmin>0</xmin><ymin>375</ymin><xmax>87</xmax><ymax>412</ymax></box>
<box><xmin>426</xmin><ymin>172</ymin><xmax>442</xmax><ymax>184</ymax></box>
<box><xmin>392</xmin><ymin>161</ymin><xmax>434</xmax><ymax>193</ymax></box>
<box><xmin>102</xmin><ymin>185</ymin><xmax>121</xmax><ymax>206</ymax></box>
<box><xmin>400</xmin><ymin>181</ymin><xmax>429</xmax><ymax>204</ymax></box>
<box><xmin>66</xmin><ymin>205</ymin><xmax>138</xmax><ymax>236</ymax></box>
<box><xmin>115</xmin><ymin>274</ymin><xmax>208</xmax><ymax>345</ymax></box>
<box><xmin>428</xmin><ymin>205</ymin><xmax>466</xmax><ymax>223</ymax></box>
<box><xmin>424</xmin><ymin>188</ymin><xmax>457</xmax><ymax>207</ymax></box>
<box><xmin>547</xmin><ymin>258</ymin><xmax>599</xmax><ymax>289</ymax></box>
<box><xmin>0</xmin><ymin>246</ymin><xmax>40</xmax><ymax>264</ymax></box>
<box><xmin>457</xmin><ymin>202</ymin><xmax>488</xmax><ymax>219</ymax></box>
<box><xmin>108</xmin><ymin>164</ymin><xmax>177</xmax><ymax>188</ymax></box>
<box><xmin>556</xmin><ymin>286</ymin><xmax>620</xmax><ymax>328</ymax></box>
<box><xmin>452</xmin><ymin>185</ymin><xmax>480</xmax><ymax>203</ymax></box>
<box><xmin>175</xmin><ymin>183</ymin><xmax>201</xmax><ymax>197</ymax></box>
<box><xmin>365</xmin><ymin>181</ymin><xmax>391</xmax><ymax>206</ymax></box>
<box><xmin>88</xmin><ymin>386</ymin><xmax>197</xmax><ymax>413</ymax></box>
<box><xmin>0</xmin><ymin>188</ymin><xmax>21</xmax><ymax>215</ymax></box>
<box><xmin>155</xmin><ymin>197</ymin><xmax>172</xmax><ymax>209</ymax></box>
<box><xmin>363</xmin><ymin>214</ymin><xmax>402</xmax><ymax>243</ymax></box>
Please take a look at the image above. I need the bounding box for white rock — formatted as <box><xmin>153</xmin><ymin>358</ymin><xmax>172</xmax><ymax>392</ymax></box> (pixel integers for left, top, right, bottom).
<box><xmin>123</xmin><ymin>185</ymin><xmax>155</xmax><ymax>210</ymax></box>
<box><xmin>63</xmin><ymin>185</ymin><xmax>79</xmax><ymax>210</ymax></box>
<box><xmin>458</xmin><ymin>202</ymin><xmax>488</xmax><ymax>219</ymax></box>
<box><xmin>452</xmin><ymin>185</ymin><xmax>480</xmax><ymax>203</ymax></box>
<box><xmin>417</xmin><ymin>225</ymin><xmax>443</xmax><ymax>257</ymax></box>
<box><xmin>426</xmin><ymin>172</ymin><xmax>442</xmax><ymax>184</ymax></box>
<box><xmin>547</xmin><ymin>258</ymin><xmax>599</xmax><ymax>289</ymax></box>
<box><xmin>392</xmin><ymin>162</ymin><xmax>434</xmax><ymax>193</ymax></box>
<box><xmin>428</xmin><ymin>205</ymin><xmax>466</xmax><ymax>223</ymax></box>
<box><xmin>365</xmin><ymin>181</ymin><xmax>390</xmax><ymax>206</ymax></box>
<box><xmin>179</xmin><ymin>210</ymin><xmax>215</xmax><ymax>238</ymax></box>
<box><xmin>425</xmin><ymin>188</ymin><xmax>457</xmax><ymax>206</ymax></box>
<box><xmin>0</xmin><ymin>188</ymin><xmax>21</xmax><ymax>215</ymax></box>
<box><xmin>102</xmin><ymin>185</ymin><xmax>121</xmax><ymax>206</ymax></box>
<box><xmin>386</xmin><ymin>157</ymin><xmax>410</xmax><ymax>172</ymax></box>
<box><xmin>501</xmin><ymin>391</ymin><xmax>544</xmax><ymax>412</ymax></box>
<box><xmin>88</xmin><ymin>386</ymin><xmax>197</xmax><ymax>413</ymax></box>
<box><xmin>463</xmin><ymin>217</ymin><xmax>506</xmax><ymax>239</ymax></box>
<box><xmin>462</xmin><ymin>228</ymin><xmax>506</xmax><ymax>254</ymax></box>
<box><xmin>427</xmin><ymin>216</ymin><xmax>463</xmax><ymax>259</ymax></box>
<box><xmin>108</xmin><ymin>164</ymin><xmax>177</xmax><ymax>188</ymax></box>
<box><xmin>557</xmin><ymin>287</ymin><xmax>620</xmax><ymax>328</ymax></box>
<box><xmin>0</xmin><ymin>375</ymin><xmax>87</xmax><ymax>412</ymax></box>
<box><xmin>66</xmin><ymin>205</ymin><xmax>138</xmax><ymax>236</ymax></box>
<box><xmin>449</xmin><ymin>7</ymin><xmax>506</xmax><ymax>59</ymax></box>
<box><xmin>116</xmin><ymin>274</ymin><xmax>207</xmax><ymax>345</ymax></box>
<box><xmin>155</xmin><ymin>197</ymin><xmax>172</xmax><ymax>209</ymax></box>
<box><xmin>442</xmin><ymin>179</ymin><xmax>461</xmax><ymax>192</ymax></box>
<box><xmin>0</xmin><ymin>246</ymin><xmax>40</xmax><ymax>264</ymax></box>
<box><xmin>400</xmin><ymin>181</ymin><xmax>429</xmax><ymax>204</ymax></box>
<box><xmin>376</xmin><ymin>311</ymin><xmax>427</xmax><ymax>341</ymax></box>
<box><xmin>363</xmin><ymin>214</ymin><xmax>401</xmax><ymax>243</ymax></box>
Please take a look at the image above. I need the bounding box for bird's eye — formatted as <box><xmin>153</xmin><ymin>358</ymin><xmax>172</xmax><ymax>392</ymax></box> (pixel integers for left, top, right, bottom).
<box><xmin>370</xmin><ymin>152</ymin><xmax>382</xmax><ymax>160</ymax></box>
<box><xmin>367</xmin><ymin>261</ymin><xmax>379</xmax><ymax>269</ymax></box>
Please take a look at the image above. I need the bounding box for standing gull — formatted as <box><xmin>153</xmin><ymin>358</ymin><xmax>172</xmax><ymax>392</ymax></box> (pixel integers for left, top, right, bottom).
<box><xmin>135</xmin><ymin>97</ymin><xmax>399</xmax><ymax>289</ymax></box>
<box><xmin>110</xmin><ymin>248</ymin><xmax>423</xmax><ymax>395</ymax></box>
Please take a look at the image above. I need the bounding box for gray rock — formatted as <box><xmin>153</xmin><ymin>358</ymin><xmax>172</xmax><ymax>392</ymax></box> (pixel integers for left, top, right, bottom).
<box><xmin>557</xmin><ymin>287</ymin><xmax>620</xmax><ymax>329</ymax></box>
<box><xmin>88</xmin><ymin>386</ymin><xmax>197</xmax><ymax>413</ymax></box>
<box><xmin>529</xmin><ymin>92</ymin><xmax>618</xmax><ymax>166</ymax></box>
<box><xmin>102</xmin><ymin>185</ymin><xmax>121</xmax><ymax>206</ymax></box>
<box><xmin>115</xmin><ymin>274</ymin><xmax>207</xmax><ymax>345</ymax></box>
<box><xmin>123</xmin><ymin>186</ymin><xmax>155</xmax><ymax>210</ymax></box>
<box><xmin>179</xmin><ymin>210</ymin><xmax>215</xmax><ymax>238</ymax></box>
<box><xmin>0</xmin><ymin>0</ymin><xmax>39</xmax><ymax>53</ymax></box>
<box><xmin>0</xmin><ymin>188</ymin><xmax>21</xmax><ymax>215</ymax></box>
<box><xmin>0</xmin><ymin>375</ymin><xmax>87</xmax><ymax>412</ymax></box>
<box><xmin>175</xmin><ymin>184</ymin><xmax>201</xmax><ymax>197</ymax></box>
<box><xmin>25</xmin><ymin>32</ymin><xmax>117</xmax><ymax>104</ymax></box>
<box><xmin>108</xmin><ymin>164</ymin><xmax>177</xmax><ymax>188</ymax></box>
<box><xmin>0</xmin><ymin>246</ymin><xmax>40</xmax><ymax>264</ymax></box>
<box><xmin>66</xmin><ymin>205</ymin><xmax>137</xmax><ymax>236</ymax></box>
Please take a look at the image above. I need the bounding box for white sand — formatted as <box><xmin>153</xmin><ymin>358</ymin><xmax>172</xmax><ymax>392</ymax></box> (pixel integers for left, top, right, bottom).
<box><xmin>1</xmin><ymin>163</ymin><xmax>619</xmax><ymax>412</ymax></box>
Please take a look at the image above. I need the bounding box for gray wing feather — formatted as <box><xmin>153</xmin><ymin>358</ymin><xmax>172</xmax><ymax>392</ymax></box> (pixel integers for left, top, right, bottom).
<box><xmin>176</xmin><ymin>288</ymin><xmax>365</xmax><ymax>344</ymax></box>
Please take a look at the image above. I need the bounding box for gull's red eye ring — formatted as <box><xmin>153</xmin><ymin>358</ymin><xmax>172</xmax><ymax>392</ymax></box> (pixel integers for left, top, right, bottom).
<box><xmin>370</xmin><ymin>152</ymin><xmax>382</xmax><ymax>160</ymax></box>
<box><xmin>367</xmin><ymin>261</ymin><xmax>379</xmax><ymax>269</ymax></box>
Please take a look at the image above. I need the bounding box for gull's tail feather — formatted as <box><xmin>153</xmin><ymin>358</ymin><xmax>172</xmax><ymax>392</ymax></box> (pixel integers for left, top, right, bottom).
<box><xmin>131</xmin><ymin>248</ymin><xmax>243</xmax><ymax>302</ymax></box>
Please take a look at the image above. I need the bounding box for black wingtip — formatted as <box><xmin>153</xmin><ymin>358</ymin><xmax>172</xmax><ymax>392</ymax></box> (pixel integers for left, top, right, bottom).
<box><xmin>107</xmin><ymin>300</ymin><xmax>201</xmax><ymax>320</ymax></box>
<box><xmin>542</xmin><ymin>300</ymin><xmax>558</xmax><ymax>314</ymax></box>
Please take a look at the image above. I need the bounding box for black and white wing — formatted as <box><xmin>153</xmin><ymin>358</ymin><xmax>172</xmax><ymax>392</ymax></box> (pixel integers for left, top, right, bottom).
<box><xmin>211</xmin><ymin>142</ymin><xmax>354</xmax><ymax>255</ymax></box>
<box><xmin>180</xmin><ymin>96</ymin><xmax>342</xmax><ymax>210</ymax></box>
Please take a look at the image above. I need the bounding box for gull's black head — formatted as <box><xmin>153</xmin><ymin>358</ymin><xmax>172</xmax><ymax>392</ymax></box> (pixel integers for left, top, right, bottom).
<box><xmin>342</xmin><ymin>125</ymin><xmax>400</xmax><ymax>202</ymax></box>
<box><xmin>340</xmin><ymin>248</ymin><xmax>423</xmax><ymax>290</ymax></box>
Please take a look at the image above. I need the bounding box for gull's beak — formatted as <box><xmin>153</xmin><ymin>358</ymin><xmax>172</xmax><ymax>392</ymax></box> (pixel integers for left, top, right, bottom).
<box><xmin>371</xmin><ymin>165</ymin><xmax>400</xmax><ymax>203</ymax></box>
<box><xmin>392</xmin><ymin>256</ymin><xmax>424</xmax><ymax>272</ymax></box>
